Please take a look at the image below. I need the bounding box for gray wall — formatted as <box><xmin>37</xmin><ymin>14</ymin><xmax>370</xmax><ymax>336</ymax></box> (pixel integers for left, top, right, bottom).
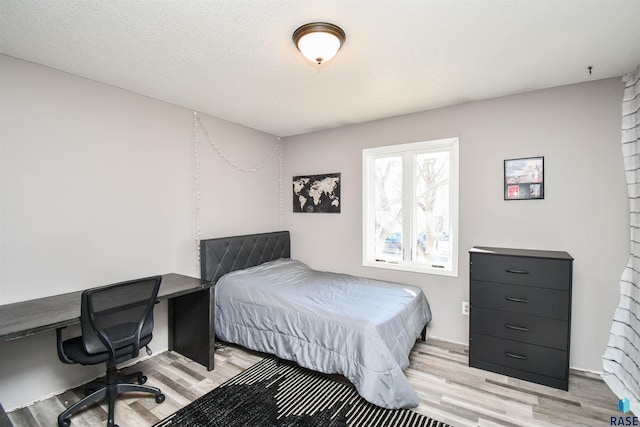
<box><xmin>0</xmin><ymin>53</ymin><xmax>630</xmax><ymax>410</ymax></box>
<box><xmin>283</xmin><ymin>78</ymin><xmax>629</xmax><ymax>374</ymax></box>
<box><xmin>0</xmin><ymin>55</ymin><xmax>281</xmax><ymax>410</ymax></box>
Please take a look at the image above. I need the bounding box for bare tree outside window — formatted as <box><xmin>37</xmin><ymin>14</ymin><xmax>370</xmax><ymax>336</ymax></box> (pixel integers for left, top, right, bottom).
<box><xmin>415</xmin><ymin>152</ymin><xmax>449</xmax><ymax>265</ymax></box>
<box><xmin>373</xmin><ymin>156</ymin><xmax>402</xmax><ymax>260</ymax></box>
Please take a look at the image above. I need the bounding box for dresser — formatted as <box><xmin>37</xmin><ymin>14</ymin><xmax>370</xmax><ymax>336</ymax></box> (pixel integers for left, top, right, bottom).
<box><xmin>469</xmin><ymin>247</ymin><xmax>573</xmax><ymax>390</ymax></box>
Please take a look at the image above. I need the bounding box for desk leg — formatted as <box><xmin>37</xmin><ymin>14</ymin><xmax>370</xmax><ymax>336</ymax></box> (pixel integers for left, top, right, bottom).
<box><xmin>168</xmin><ymin>286</ymin><xmax>215</xmax><ymax>370</ymax></box>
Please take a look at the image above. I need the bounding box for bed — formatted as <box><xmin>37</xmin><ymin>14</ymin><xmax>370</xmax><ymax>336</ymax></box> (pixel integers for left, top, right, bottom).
<box><xmin>200</xmin><ymin>231</ymin><xmax>432</xmax><ymax>409</ymax></box>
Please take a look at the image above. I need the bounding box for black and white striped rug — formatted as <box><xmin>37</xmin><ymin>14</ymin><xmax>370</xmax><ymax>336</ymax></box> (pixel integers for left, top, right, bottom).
<box><xmin>154</xmin><ymin>357</ymin><xmax>449</xmax><ymax>427</ymax></box>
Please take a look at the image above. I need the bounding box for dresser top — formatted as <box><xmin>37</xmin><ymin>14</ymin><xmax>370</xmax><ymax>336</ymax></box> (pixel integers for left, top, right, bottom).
<box><xmin>470</xmin><ymin>246</ymin><xmax>573</xmax><ymax>260</ymax></box>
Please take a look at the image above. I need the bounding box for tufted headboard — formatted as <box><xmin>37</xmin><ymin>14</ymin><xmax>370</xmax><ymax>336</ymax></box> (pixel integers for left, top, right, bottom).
<box><xmin>199</xmin><ymin>231</ymin><xmax>291</xmax><ymax>284</ymax></box>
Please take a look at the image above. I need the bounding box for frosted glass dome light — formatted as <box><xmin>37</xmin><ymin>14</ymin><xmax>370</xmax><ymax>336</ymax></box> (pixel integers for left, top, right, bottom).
<box><xmin>293</xmin><ymin>22</ymin><xmax>346</xmax><ymax>65</ymax></box>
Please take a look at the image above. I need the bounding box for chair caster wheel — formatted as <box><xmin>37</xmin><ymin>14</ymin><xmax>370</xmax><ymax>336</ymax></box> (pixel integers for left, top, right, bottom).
<box><xmin>139</xmin><ymin>375</ymin><xmax>147</xmax><ymax>384</ymax></box>
<box><xmin>156</xmin><ymin>393</ymin><xmax>165</xmax><ymax>404</ymax></box>
<box><xmin>59</xmin><ymin>418</ymin><xmax>71</xmax><ymax>427</ymax></box>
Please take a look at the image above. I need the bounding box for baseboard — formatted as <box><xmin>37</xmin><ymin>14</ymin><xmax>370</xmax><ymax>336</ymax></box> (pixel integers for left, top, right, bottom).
<box><xmin>427</xmin><ymin>335</ymin><xmax>469</xmax><ymax>347</ymax></box>
<box><xmin>569</xmin><ymin>366</ymin><xmax>604</xmax><ymax>379</ymax></box>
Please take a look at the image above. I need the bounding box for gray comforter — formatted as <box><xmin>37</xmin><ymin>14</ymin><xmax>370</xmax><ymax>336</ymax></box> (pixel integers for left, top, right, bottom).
<box><xmin>214</xmin><ymin>258</ymin><xmax>432</xmax><ymax>409</ymax></box>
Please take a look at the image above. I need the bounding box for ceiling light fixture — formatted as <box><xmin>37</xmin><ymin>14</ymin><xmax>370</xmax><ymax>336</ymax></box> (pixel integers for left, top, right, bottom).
<box><xmin>292</xmin><ymin>22</ymin><xmax>346</xmax><ymax>65</ymax></box>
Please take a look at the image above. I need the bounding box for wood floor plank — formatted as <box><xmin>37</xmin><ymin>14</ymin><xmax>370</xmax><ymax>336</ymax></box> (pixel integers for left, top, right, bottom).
<box><xmin>7</xmin><ymin>339</ymin><xmax>626</xmax><ymax>427</ymax></box>
<box><xmin>5</xmin><ymin>407</ymin><xmax>38</xmax><ymax>427</ymax></box>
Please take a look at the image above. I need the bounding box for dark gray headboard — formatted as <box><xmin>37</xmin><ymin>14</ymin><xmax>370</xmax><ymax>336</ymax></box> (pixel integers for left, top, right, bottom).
<box><xmin>200</xmin><ymin>231</ymin><xmax>290</xmax><ymax>284</ymax></box>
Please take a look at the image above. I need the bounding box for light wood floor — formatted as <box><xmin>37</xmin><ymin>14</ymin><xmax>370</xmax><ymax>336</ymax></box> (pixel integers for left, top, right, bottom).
<box><xmin>7</xmin><ymin>339</ymin><xmax>624</xmax><ymax>427</ymax></box>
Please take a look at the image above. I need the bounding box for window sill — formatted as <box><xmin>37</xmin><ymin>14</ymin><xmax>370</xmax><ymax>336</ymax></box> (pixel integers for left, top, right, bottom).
<box><xmin>362</xmin><ymin>259</ymin><xmax>458</xmax><ymax>277</ymax></box>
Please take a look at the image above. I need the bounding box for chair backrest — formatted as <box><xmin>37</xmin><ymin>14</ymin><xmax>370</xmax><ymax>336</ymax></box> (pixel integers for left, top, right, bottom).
<box><xmin>80</xmin><ymin>276</ymin><xmax>162</xmax><ymax>357</ymax></box>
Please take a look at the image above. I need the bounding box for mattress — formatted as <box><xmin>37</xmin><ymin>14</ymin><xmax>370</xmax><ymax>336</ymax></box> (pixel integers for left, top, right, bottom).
<box><xmin>214</xmin><ymin>258</ymin><xmax>432</xmax><ymax>409</ymax></box>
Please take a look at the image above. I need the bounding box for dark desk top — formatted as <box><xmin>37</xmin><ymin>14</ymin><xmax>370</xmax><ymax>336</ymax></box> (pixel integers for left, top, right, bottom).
<box><xmin>0</xmin><ymin>273</ymin><xmax>209</xmax><ymax>342</ymax></box>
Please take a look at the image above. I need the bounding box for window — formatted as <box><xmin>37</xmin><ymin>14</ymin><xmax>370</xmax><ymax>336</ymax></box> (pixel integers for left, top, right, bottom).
<box><xmin>362</xmin><ymin>138</ymin><xmax>459</xmax><ymax>276</ymax></box>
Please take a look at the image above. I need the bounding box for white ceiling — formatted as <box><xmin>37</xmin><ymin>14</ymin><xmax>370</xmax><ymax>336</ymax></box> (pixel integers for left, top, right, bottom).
<box><xmin>1</xmin><ymin>1</ymin><xmax>639</xmax><ymax>137</ymax></box>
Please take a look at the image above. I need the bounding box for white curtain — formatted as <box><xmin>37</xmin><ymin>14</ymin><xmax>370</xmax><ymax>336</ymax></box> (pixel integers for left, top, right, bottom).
<box><xmin>603</xmin><ymin>65</ymin><xmax>640</xmax><ymax>416</ymax></box>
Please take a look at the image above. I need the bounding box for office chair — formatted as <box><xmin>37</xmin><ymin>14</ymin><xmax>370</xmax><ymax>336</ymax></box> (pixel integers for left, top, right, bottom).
<box><xmin>56</xmin><ymin>276</ymin><xmax>165</xmax><ymax>427</ymax></box>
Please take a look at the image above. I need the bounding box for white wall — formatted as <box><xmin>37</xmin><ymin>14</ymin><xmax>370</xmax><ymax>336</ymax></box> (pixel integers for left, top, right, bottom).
<box><xmin>0</xmin><ymin>55</ymin><xmax>282</xmax><ymax>410</ymax></box>
<box><xmin>283</xmin><ymin>78</ymin><xmax>629</xmax><ymax>374</ymax></box>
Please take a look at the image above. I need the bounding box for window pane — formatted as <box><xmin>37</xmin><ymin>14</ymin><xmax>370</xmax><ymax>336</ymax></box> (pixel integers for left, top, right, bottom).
<box><xmin>363</xmin><ymin>137</ymin><xmax>458</xmax><ymax>277</ymax></box>
<box><xmin>373</xmin><ymin>156</ymin><xmax>402</xmax><ymax>261</ymax></box>
<box><xmin>414</xmin><ymin>151</ymin><xmax>450</xmax><ymax>269</ymax></box>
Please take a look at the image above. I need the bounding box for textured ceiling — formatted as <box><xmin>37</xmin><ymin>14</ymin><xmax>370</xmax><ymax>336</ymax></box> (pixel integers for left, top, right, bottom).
<box><xmin>1</xmin><ymin>1</ymin><xmax>639</xmax><ymax>137</ymax></box>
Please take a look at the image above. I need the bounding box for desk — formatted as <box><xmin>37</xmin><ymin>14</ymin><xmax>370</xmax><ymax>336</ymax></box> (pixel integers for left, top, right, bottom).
<box><xmin>0</xmin><ymin>274</ymin><xmax>215</xmax><ymax>370</ymax></box>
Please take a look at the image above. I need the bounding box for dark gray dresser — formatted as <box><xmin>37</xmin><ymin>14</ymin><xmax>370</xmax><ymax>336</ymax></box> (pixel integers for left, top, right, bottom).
<box><xmin>469</xmin><ymin>247</ymin><xmax>573</xmax><ymax>390</ymax></box>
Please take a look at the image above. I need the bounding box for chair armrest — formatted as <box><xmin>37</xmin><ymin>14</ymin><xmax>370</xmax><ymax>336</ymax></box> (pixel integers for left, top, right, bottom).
<box><xmin>56</xmin><ymin>327</ymin><xmax>75</xmax><ymax>364</ymax></box>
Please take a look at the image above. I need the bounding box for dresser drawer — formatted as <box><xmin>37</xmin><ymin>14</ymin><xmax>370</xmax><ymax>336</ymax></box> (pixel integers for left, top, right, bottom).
<box><xmin>471</xmin><ymin>253</ymin><xmax>571</xmax><ymax>290</ymax></box>
<box><xmin>470</xmin><ymin>307</ymin><xmax>568</xmax><ymax>349</ymax></box>
<box><xmin>470</xmin><ymin>334</ymin><xmax>568</xmax><ymax>380</ymax></box>
<box><xmin>471</xmin><ymin>280</ymin><xmax>569</xmax><ymax>320</ymax></box>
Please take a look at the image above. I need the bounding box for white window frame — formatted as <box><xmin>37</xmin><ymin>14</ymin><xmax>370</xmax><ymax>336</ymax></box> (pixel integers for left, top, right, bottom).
<box><xmin>362</xmin><ymin>138</ymin><xmax>459</xmax><ymax>277</ymax></box>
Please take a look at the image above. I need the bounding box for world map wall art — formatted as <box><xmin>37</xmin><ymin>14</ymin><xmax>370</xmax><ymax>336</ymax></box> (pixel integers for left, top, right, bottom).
<box><xmin>292</xmin><ymin>173</ymin><xmax>341</xmax><ymax>213</ymax></box>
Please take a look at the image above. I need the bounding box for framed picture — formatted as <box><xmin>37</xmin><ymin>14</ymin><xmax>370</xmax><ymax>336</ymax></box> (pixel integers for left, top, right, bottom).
<box><xmin>504</xmin><ymin>157</ymin><xmax>544</xmax><ymax>200</ymax></box>
<box><xmin>292</xmin><ymin>173</ymin><xmax>341</xmax><ymax>213</ymax></box>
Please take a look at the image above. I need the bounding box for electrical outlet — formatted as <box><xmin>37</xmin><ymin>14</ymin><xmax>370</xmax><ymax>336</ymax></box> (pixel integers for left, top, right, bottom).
<box><xmin>461</xmin><ymin>301</ymin><xmax>470</xmax><ymax>316</ymax></box>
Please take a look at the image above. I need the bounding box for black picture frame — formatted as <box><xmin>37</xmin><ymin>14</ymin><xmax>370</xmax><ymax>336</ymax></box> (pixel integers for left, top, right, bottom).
<box><xmin>504</xmin><ymin>157</ymin><xmax>544</xmax><ymax>200</ymax></box>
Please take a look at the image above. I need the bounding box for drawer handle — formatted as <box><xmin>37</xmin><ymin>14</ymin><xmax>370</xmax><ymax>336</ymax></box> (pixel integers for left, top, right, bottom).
<box><xmin>505</xmin><ymin>324</ymin><xmax>529</xmax><ymax>332</ymax></box>
<box><xmin>506</xmin><ymin>268</ymin><xmax>529</xmax><ymax>274</ymax></box>
<box><xmin>505</xmin><ymin>351</ymin><xmax>528</xmax><ymax>360</ymax></box>
<box><xmin>505</xmin><ymin>296</ymin><xmax>529</xmax><ymax>303</ymax></box>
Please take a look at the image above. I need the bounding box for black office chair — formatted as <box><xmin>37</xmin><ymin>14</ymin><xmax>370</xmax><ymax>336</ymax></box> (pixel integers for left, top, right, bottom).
<box><xmin>56</xmin><ymin>276</ymin><xmax>165</xmax><ymax>427</ymax></box>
